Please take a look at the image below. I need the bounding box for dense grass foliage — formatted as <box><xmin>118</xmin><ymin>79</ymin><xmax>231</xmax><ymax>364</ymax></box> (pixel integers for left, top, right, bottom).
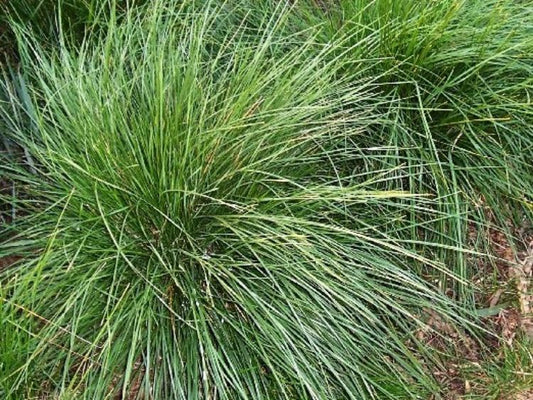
<box><xmin>1</xmin><ymin>0</ymin><xmax>142</xmax><ymax>39</ymax></box>
<box><xmin>284</xmin><ymin>0</ymin><xmax>533</xmax><ymax>293</ymax></box>
<box><xmin>0</xmin><ymin>0</ymin><xmax>531</xmax><ymax>399</ymax></box>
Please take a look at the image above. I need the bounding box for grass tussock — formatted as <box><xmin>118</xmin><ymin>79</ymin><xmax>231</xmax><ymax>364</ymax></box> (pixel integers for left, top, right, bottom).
<box><xmin>0</xmin><ymin>0</ymin><xmax>531</xmax><ymax>399</ymax></box>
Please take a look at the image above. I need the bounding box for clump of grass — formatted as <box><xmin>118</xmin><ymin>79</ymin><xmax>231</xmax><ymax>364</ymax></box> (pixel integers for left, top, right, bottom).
<box><xmin>320</xmin><ymin>0</ymin><xmax>532</xmax><ymax>221</ymax></box>
<box><xmin>275</xmin><ymin>0</ymin><xmax>533</xmax><ymax>299</ymax></box>
<box><xmin>0</xmin><ymin>2</ymin><xmax>476</xmax><ymax>399</ymax></box>
<box><xmin>1</xmin><ymin>0</ymin><xmax>141</xmax><ymax>39</ymax></box>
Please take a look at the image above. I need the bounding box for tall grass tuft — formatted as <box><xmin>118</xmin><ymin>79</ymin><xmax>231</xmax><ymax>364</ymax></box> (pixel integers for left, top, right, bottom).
<box><xmin>273</xmin><ymin>0</ymin><xmax>533</xmax><ymax>295</ymax></box>
<box><xmin>0</xmin><ymin>2</ymin><xmax>478</xmax><ymax>399</ymax></box>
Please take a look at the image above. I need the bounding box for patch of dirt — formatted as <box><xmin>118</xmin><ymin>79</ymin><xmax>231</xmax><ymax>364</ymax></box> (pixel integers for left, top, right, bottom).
<box><xmin>417</xmin><ymin>308</ymin><xmax>480</xmax><ymax>360</ymax></box>
<box><xmin>111</xmin><ymin>357</ymin><xmax>147</xmax><ymax>400</ymax></box>
<box><xmin>486</xmin><ymin>224</ymin><xmax>533</xmax><ymax>341</ymax></box>
<box><xmin>417</xmin><ymin>308</ymin><xmax>480</xmax><ymax>399</ymax></box>
<box><xmin>424</xmin><ymin>209</ymin><xmax>533</xmax><ymax>398</ymax></box>
<box><xmin>515</xmin><ymin>243</ymin><xmax>533</xmax><ymax>340</ymax></box>
<box><xmin>514</xmin><ymin>389</ymin><xmax>533</xmax><ymax>400</ymax></box>
<box><xmin>468</xmin><ymin>210</ymin><xmax>533</xmax><ymax>343</ymax></box>
<box><xmin>0</xmin><ymin>254</ymin><xmax>21</xmax><ymax>272</ymax></box>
